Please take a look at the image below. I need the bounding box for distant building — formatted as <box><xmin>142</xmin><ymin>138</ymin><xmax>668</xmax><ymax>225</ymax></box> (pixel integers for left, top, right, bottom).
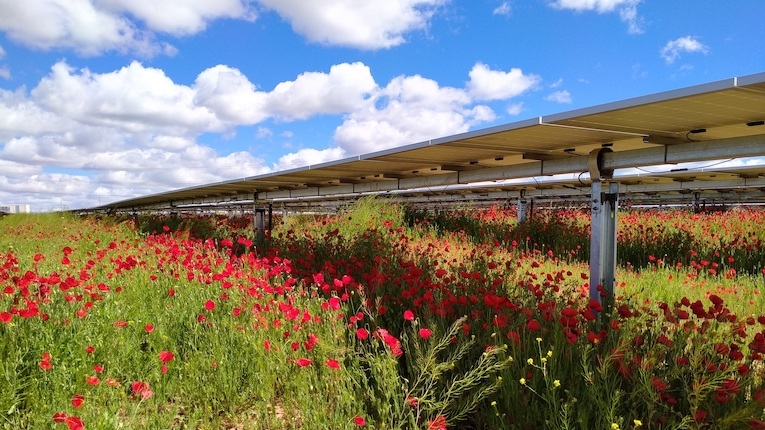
<box><xmin>0</xmin><ymin>204</ymin><xmax>31</xmax><ymax>214</ymax></box>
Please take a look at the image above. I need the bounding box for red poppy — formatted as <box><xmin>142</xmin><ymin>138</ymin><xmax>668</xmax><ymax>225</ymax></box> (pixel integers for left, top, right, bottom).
<box><xmin>419</xmin><ymin>328</ymin><xmax>433</xmax><ymax>339</ymax></box>
<box><xmin>0</xmin><ymin>312</ymin><xmax>11</xmax><ymax>324</ymax></box>
<box><xmin>53</xmin><ymin>412</ymin><xmax>67</xmax><ymax>423</ymax></box>
<box><xmin>356</xmin><ymin>328</ymin><xmax>369</xmax><ymax>340</ymax></box>
<box><xmin>324</xmin><ymin>358</ymin><xmax>340</xmax><ymax>369</ymax></box>
<box><xmin>85</xmin><ymin>375</ymin><xmax>100</xmax><ymax>386</ymax></box>
<box><xmin>40</xmin><ymin>352</ymin><xmax>52</xmax><ymax>370</ymax></box>
<box><xmin>65</xmin><ymin>416</ymin><xmax>85</xmax><ymax>430</ymax></box>
<box><xmin>85</xmin><ymin>346</ymin><xmax>95</xmax><ymax>354</ymax></box>
<box><xmin>204</xmin><ymin>300</ymin><xmax>216</xmax><ymax>311</ymax></box>
<box><xmin>131</xmin><ymin>381</ymin><xmax>153</xmax><ymax>399</ymax></box>
<box><xmin>145</xmin><ymin>324</ymin><xmax>154</xmax><ymax>333</ymax></box>
<box><xmin>527</xmin><ymin>319</ymin><xmax>541</xmax><ymax>331</ymax></box>
<box><xmin>296</xmin><ymin>358</ymin><xmax>312</xmax><ymax>367</ymax></box>
<box><xmin>158</xmin><ymin>351</ymin><xmax>175</xmax><ymax>363</ymax></box>
<box><xmin>404</xmin><ymin>310</ymin><xmax>415</xmax><ymax>321</ymax></box>
<box><xmin>71</xmin><ymin>394</ymin><xmax>84</xmax><ymax>408</ymax></box>
<box><xmin>354</xmin><ymin>415</ymin><xmax>366</xmax><ymax>426</ymax></box>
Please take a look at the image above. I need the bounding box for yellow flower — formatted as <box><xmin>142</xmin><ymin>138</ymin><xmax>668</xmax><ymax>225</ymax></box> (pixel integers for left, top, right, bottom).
<box><xmin>519</xmin><ymin>378</ymin><xmax>526</xmax><ymax>385</ymax></box>
<box><xmin>553</xmin><ymin>380</ymin><xmax>561</xmax><ymax>388</ymax></box>
<box><xmin>611</xmin><ymin>424</ymin><xmax>619</xmax><ymax>430</ymax></box>
<box><xmin>547</xmin><ymin>350</ymin><xmax>553</xmax><ymax>357</ymax></box>
<box><xmin>536</xmin><ymin>337</ymin><xmax>542</xmax><ymax>342</ymax></box>
<box><xmin>527</xmin><ymin>358</ymin><xmax>534</xmax><ymax>365</ymax></box>
<box><xmin>633</xmin><ymin>420</ymin><xmax>642</xmax><ymax>427</ymax></box>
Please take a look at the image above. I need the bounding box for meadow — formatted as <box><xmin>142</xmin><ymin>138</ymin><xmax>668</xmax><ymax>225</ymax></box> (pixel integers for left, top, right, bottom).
<box><xmin>1</xmin><ymin>200</ymin><xmax>764</xmax><ymax>429</ymax></box>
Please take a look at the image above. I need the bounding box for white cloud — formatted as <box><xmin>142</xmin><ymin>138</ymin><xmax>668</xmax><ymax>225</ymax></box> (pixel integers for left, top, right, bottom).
<box><xmin>99</xmin><ymin>0</ymin><xmax>255</xmax><ymax>35</ymax></box>
<box><xmin>1</xmin><ymin>59</ymin><xmax>542</xmax><ymax>209</ymax></box>
<box><xmin>0</xmin><ymin>46</ymin><xmax>9</xmax><ymax>80</ymax></box>
<box><xmin>32</xmin><ymin>62</ymin><xmax>224</xmax><ymax>135</ymax></box>
<box><xmin>335</xmin><ymin>71</ymin><xmax>502</xmax><ymax>155</ymax></box>
<box><xmin>493</xmin><ymin>2</ymin><xmax>512</xmax><ymax>16</ymax></box>
<box><xmin>255</xmin><ymin>0</ymin><xmax>446</xmax><ymax>49</ymax></box>
<box><xmin>506</xmin><ymin>102</ymin><xmax>524</xmax><ymax>115</ymax></box>
<box><xmin>549</xmin><ymin>78</ymin><xmax>563</xmax><ymax>88</ymax></box>
<box><xmin>551</xmin><ymin>0</ymin><xmax>631</xmax><ymax>13</ymax></box>
<box><xmin>550</xmin><ymin>0</ymin><xmax>643</xmax><ymax>34</ymax></box>
<box><xmin>193</xmin><ymin>65</ymin><xmax>269</xmax><ymax>125</ymax></box>
<box><xmin>0</xmin><ymin>0</ymin><xmax>254</xmax><ymax>56</ymax></box>
<box><xmin>660</xmin><ymin>36</ymin><xmax>709</xmax><ymax>64</ymax></box>
<box><xmin>256</xmin><ymin>127</ymin><xmax>273</xmax><ymax>139</ymax></box>
<box><xmin>0</xmin><ymin>0</ymin><xmax>155</xmax><ymax>56</ymax></box>
<box><xmin>467</xmin><ymin>63</ymin><xmax>540</xmax><ymax>101</ymax></box>
<box><xmin>274</xmin><ymin>147</ymin><xmax>347</xmax><ymax>171</ymax></box>
<box><xmin>545</xmin><ymin>90</ymin><xmax>572</xmax><ymax>103</ymax></box>
<box><xmin>266</xmin><ymin>62</ymin><xmax>377</xmax><ymax>120</ymax></box>
<box><xmin>0</xmin><ymin>88</ymin><xmax>71</xmax><ymax>139</ymax></box>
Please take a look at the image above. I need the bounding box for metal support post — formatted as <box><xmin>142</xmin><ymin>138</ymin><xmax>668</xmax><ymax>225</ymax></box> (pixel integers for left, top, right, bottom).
<box><xmin>268</xmin><ymin>203</ymin><xmax>273</xmax><ymax>232</ymax></box>
<box><xmin>693</xmin><ymin>192</ymin><xmax>699</xmax><ymax>213</ymax></box>
<box><xmin>254</xmin><ymin>207</ymin><xmax>266</xmax><ymax>243</ymax></box>
<box><xmin>589</xmin><ymin>181</ymin><xmax>619</xmax><ymax>315</ymax></box>
<box><xmin>588</xmin><ymin>148</ymin><xmax>618</xmax><ymax>316</ymax></box>
<box><xmin>517</xmin><ymin>190</ymin><xmax>528</xmax><ymax>223</ymax></box>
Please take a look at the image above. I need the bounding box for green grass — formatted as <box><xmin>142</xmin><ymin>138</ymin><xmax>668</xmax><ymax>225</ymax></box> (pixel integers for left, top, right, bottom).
<box><xmin>2</xmin><ymin>206</ymin><xmax>765</xmax><ymax>429</ymax></box>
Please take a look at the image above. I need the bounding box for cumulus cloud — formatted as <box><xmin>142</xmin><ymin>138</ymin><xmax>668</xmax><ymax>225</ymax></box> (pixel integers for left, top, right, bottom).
<box><xmin>0</xmin><ymin>0</ymin><xmax>254</xmax><ymax>56</ymax></box>
<box><xmin>550</xmin><ymin>0</ymin><xmax>643</xmax><ymax>34</ymax></box>
<box><xmin>193</xmin><ymin>65</ymin><xmax>269</xmax><ymax>125</ymax></box>
<box><xmin>545</xmin><ymin>90</ymin><xmax>572</xmax><ymax>103</ymax></box>
<box><xmin>274</xmin><ymin>147</ymin><xmax>347</xmax><ymax>171</ymax></box>
<box><xmin>467</xmin><ymin>63</ymin><xmax>540</xmax><ymax>101</ymax></box>
<box><xmin>334</xmin><ymin>68</ymin><xmax>516</xmax><ymax>155</ymax></box>
<box><xmin>255</xmin><ymin>0</ymin><xmax>446</xmax><ymax>49</ymax></box>
<box><xmin>1</xmin><ymin>60</ymin><xmax>541</xmax><ymax>209</ymax></box>
<box><xmin>266</xmin><ymin>63</ymin><xmax>377</xmax><ymax>119</ymax></box>
<box><xmin>32</xmin><ymin>62</ymin><xmax>223</xmax><ymax>135</ymax></box>
<box><xmin>0</xmin><ymin>0</ymin><xmax>452</xmax><ymax>55</ymax></box>
<box><xmin>100</xmin><ymin>0</ymin><xmax>255</xmax><ymax>35</ymax></box>
<box><xmin>660</xmin><ymin>36</ymin><xmax>709</xmax><ymax>64</ymax></box>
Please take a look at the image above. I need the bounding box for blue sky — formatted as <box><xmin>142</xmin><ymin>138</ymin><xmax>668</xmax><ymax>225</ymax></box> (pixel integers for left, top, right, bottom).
<box><xmin>0</xmin><ymin>0</ymin><xmax>763</xmax><ymax>211</ymax></box>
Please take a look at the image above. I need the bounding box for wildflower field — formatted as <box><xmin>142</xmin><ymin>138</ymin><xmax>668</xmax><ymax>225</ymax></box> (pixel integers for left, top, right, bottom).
<box><xmin>2</xmin><ymin>200</ymin><xmax>765</xmax><ymax>429</ymax></box>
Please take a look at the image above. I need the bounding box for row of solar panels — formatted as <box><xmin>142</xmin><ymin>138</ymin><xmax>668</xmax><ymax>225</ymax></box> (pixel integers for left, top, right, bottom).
<box><xmin>85</xmin><ymin>72</ymin><xmax>765</xmax><ymax>213</ymax></box>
